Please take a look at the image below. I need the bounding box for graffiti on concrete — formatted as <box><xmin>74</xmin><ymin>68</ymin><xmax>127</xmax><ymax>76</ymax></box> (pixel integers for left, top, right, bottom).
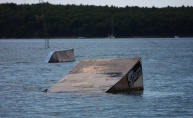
<box><xmin>127</xmin><ymin>61</ymin><xmax>142</xmax><ymax>87</ymax></box>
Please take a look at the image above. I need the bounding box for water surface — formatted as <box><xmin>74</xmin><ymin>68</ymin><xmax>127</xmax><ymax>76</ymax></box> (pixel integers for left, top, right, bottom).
<box><xmin>0</xmin><ymin>38</ymin><xmax>193</xmax><ymax>117</ymax></box>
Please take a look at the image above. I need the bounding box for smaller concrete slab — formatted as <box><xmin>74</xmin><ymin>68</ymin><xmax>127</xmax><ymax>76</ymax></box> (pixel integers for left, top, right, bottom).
<box><xmin>45</xmin><ymin>49</ymin><xmax>75</xmax><ymax>63</ymax></box>
<box><xmin>48</xmin><ymin>57</ymin><xmax>143</xmax><ymax>93</ymax></box>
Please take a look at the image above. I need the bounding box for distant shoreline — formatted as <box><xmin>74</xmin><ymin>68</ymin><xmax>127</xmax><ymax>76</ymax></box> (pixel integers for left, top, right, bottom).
<box><xmin>1</xmin><ymin>4</ymin><xmax>193</xmax><ymax>39</ymax></box>
<box><xmin>1</xmin><ymin>36</ymin><xmax>193</xmax><ymax>39</ymax></box>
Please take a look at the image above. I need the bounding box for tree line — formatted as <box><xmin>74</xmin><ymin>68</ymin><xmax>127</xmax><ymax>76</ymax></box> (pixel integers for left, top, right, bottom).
<box><xmin>0</xmin><ymin>3</ymin><xmax>193</xmax><ymax>38</ymax></box>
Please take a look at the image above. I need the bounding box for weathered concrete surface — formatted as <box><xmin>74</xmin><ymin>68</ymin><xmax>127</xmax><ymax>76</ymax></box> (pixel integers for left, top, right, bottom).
<box><xmin>48</xmin><ymin>57</ymin><xmax>143</xmax><ymax>93</ymax></box>
<box><xmin>45</xmin><ymin>49</ymin><xmax>75</xmax><ymax>63</ymax></box>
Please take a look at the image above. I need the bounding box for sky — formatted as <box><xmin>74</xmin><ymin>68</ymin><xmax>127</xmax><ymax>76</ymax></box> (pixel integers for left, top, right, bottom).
<box><xmin>1</xmin><ymin>0</ymin><xmax>193</xmax><ymax>8</ymax></box>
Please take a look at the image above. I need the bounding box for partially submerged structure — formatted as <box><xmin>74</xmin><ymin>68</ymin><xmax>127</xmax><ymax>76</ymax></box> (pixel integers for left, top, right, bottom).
<box><xmin>45</xmin><ymin>49</ymin><xmax>75</xmax><ymax>63</ymax></box>
<box><xmin>48</xmin><ymin>57</ymin><xmax>143</xmax><ymax>93</ymax></box>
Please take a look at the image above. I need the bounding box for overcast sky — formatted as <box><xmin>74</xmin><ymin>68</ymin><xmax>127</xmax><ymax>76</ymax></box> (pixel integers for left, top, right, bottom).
<box><xmin>1</xmin><ymin>0</ymin><xmax>193</xmax><ymax>8</ymax></box>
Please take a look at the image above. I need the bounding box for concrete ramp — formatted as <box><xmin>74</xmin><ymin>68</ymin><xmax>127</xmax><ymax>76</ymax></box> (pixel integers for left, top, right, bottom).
<box><xmin>48</xmin><ymin>57</ymin><xmax>143</xmax><ymax>93</ymax></box>
<box><xmin>45</xmin><ymin>49</ymin><xmax>75</xmax><ymax>63</ymax></box>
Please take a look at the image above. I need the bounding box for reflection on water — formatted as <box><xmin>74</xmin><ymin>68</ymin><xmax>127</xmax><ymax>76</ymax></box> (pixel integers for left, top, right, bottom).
<box><xmin>0</xmin><ymin>38</ymin><xmax>193</xmax><ymax>117</ymax></box>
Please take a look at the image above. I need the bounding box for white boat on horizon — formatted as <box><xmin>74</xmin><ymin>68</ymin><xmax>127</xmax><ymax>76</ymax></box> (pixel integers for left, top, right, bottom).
<box><xmin>107</xmin><ymin>34</ymin><xmax>115</xmax><ymax>39</ymax></box>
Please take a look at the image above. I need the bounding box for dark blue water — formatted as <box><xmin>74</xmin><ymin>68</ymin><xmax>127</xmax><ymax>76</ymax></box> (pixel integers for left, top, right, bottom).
<box><xmin>0</xmin><ymin>38</ymin><xmax>193</xmax><ymax>117</ymax></box>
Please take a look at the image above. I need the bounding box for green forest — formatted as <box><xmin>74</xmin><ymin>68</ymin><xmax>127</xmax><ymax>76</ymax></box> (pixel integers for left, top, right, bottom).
<box><xmin>0</xmin><ymin>2</ymin><xmax>193</xmax><ymax>38</ymax></box>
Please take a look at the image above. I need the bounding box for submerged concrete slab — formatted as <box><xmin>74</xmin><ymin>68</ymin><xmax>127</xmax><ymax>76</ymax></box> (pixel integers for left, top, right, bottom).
<box><xmin>45</xmin><ymin>49</ymin><xmax>75</xmax><ymax>63</ymax></box>
<box><xmin>48</xmin><ymin>57</ymin><xmax>143</xmax><ymax>93</ymax></box>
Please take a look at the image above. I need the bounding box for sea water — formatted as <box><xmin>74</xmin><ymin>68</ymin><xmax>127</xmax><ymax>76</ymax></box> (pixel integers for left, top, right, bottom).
<box><xmin>0</xmin><ymin>38</ymin><xmax>193</xmax><ymax>117</ymax></box>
